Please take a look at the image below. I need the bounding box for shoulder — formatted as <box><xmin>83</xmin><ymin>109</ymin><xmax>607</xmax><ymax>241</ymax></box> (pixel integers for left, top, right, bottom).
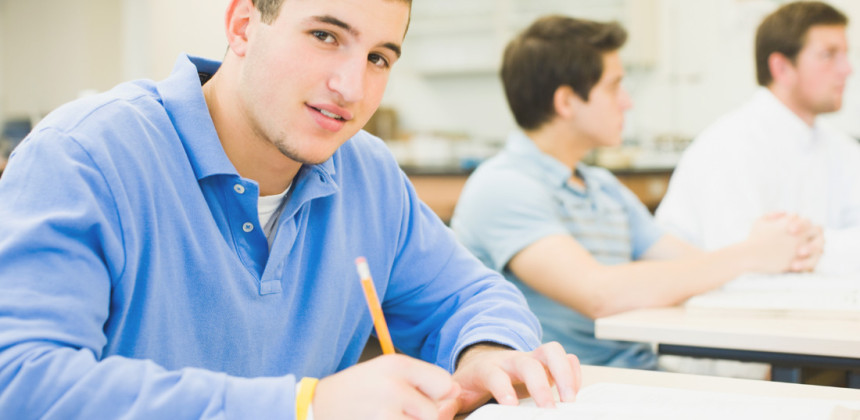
<box><xmin>26</xmin><ymin>80</ymin><xmax>167</xmax><ymax>157</ymax></box>
<box><xmin>676</xmin><ymin>100</ymin><xmax>764</xmax><ymax>171</ymax></box>
<box><xmin>580</xmin><ymin>165</ymin><xmax>640</xmax><ymax>204</ymax></box>
<box><xmin>37</xmin><ymin>80</ymin><xmax>162</xmax><ymax>137</ymax></box>
<box><xmin>340</xmin><ymin>130</ymin><xmax>395</xmax><ymax>158</ymax></box>
<box><xmin>819</xmin><ymin>122</ymin><xmax>860</xmax><ymax>154</ymax></box>
<box><xmin>335</xmin><ymin>130</ymin><xmax>401</xmax><ymax>175</ymax></box>
<box><xmin>330</xmin><ymin>130</ymin><xmax>407</xmax><ymax>197</ymax></box>
<box><xmin>695</xmin><ymin>105</ymin><xmax>758</xmax><ymax>148</ymax></box>
<box><xmin>581</xmin><ymin>164</ymin><xmax>618</xmax><ymax>185</ymax></box>
<box><xmin>460</xmin><ymin>153</ymin><xmax>551</xmax><ymax>209</ymax></box>
<box><xmin>469</xmin><ymin>152</ymin><xmax>544</xmax><ymax>190</ymax></box>
<box><xmin>581</xmin><ymin>165</ymin><xmax>628</xmax><ymax>194</ymax></box>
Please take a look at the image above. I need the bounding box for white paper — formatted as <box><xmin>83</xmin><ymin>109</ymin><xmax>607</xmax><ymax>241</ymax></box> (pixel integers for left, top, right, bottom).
<box><xmin>721</xmin><ymin>273</ymin><xmax>859</xmax><ymax>292</ymax></box>
<box><xmin>464</xmin><ymin>383</ymin><xmax>860</xmax><ymax>420</ymax></box>
<box><xmin>685</xmin><ymin>273</ymin><xmax>860</xmax><ymax>315</ymax></box>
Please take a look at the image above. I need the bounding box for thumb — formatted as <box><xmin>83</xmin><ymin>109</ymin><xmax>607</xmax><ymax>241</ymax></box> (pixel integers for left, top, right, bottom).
<box><xmin>437</xmin><ymin>397</ymin><xmax>460</xmax><ymax>420</ymax></box>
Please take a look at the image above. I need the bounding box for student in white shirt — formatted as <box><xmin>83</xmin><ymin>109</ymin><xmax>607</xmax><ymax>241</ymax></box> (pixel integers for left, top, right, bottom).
<box><xmin>656</xmin><ymin>1</ymin><xmax>860</xmax><ymax>275</ymax></box>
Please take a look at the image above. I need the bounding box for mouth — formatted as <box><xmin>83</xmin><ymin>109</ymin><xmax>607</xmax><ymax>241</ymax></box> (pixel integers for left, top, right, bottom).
<box><xmin>310</xmin><ymin>106</ymin><xmax>346</xmax><ymax>121</ymax></box>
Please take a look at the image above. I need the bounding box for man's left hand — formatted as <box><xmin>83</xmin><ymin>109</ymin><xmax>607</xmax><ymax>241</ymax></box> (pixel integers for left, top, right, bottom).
<box><xmin>439</xmin><ymin>341</ymin><xmax>581</xmax><ymax>417</ymax></box>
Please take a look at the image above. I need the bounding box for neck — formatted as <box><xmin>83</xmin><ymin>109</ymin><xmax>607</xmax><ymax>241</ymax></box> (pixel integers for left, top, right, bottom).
<box><xmin>767</xmin><ymin>85</ymin><xmax>816</xmax><ymax>127</ymax></box>
<box><xmin>202</xmin><ymin>59</ymin><xmax>302</xmax><ymax>196</ymax></box>
<box><xmin>524</xmin><ymin>122</ymin><xmax>591</xmax><ymax>170</ymax></box>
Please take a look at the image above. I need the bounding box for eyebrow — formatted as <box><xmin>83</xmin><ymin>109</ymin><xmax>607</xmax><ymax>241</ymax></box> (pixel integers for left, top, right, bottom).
<box><xmin>312</xmin><ymin>15</ymin><xmax>402</xmax><ymax>59</ymax></box>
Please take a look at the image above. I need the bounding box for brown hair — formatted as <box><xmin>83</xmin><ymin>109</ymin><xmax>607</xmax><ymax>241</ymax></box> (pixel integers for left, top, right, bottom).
<box><xmin>251</xmin><ymin>0</ymin><xmax>412</xmax><ymax>24</ymax></box>
<box><xmin>755</xmin><ymin>1</ymin><xmax>847</xmax><ymax>86</ymax></box>
<box><xmin>501</xmin><ymin>16</ymin><xmax>627</xmax><ymax>130</ymax></box>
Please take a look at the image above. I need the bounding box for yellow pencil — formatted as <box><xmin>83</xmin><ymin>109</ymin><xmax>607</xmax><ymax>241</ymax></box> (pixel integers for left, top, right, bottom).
<box><xmin>355</xmin><ymin>257</ymin><xmax>395</xmax><ymax>355</ymax></box>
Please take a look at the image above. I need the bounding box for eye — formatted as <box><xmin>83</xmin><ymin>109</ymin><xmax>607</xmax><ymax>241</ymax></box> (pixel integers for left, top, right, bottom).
<box><xmin>369</xmin><ymin>53</ymin><xmax>391</xmax><ymax>69</ymax></box>
<box><xmin>311</xmin><ymin>30</ymin><xmax>336</xmax><ymax>45</ymax></box>
<box><xmin>819</xmin><ymin>48</ymin><xmax>839</xmax><ymax>60</ymax></box>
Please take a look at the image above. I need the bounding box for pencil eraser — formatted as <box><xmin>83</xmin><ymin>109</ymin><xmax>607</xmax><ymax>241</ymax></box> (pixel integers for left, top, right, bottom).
<box><xmin>355</xmin><ymin>257</ymin><xmax>371</xmax><ymax>279</ymax></box>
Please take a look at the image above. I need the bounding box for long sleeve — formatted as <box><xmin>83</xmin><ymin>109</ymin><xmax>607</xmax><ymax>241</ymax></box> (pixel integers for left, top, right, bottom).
<box><xmin>0</xmin><ymin>131</ymin><xmax>296</xmax><ymax>419</ymax></box>
<box><xmin>360</xmin><ymin>143</ymin><xmax>542</xmax><ymax>373</ymax></box>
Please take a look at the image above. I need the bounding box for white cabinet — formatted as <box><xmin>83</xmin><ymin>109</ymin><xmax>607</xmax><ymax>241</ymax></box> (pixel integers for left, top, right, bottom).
<box><xmin>404</xmin><ymin>0</ymin><xmax>658</xmax><ymax>76</ymax></box>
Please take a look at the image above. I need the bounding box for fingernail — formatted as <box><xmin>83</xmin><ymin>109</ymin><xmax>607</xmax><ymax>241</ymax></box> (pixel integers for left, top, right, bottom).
<box><xmin>500</xmin><ymin>394</ymin><xmax>518</xmax><ymax>405</ymax></box>
<box><xmin>561</xmin><ymin>386</ymin><xmax>576</xmax><ymax>402</ymax></box>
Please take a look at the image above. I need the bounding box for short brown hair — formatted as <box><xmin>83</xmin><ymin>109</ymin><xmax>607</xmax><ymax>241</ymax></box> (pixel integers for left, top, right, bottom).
<box><xmin>755</xmin><ymin>1</ymin><xmax>847</xmax><ymax>86</ymax></box>
<box><xmin>501</xmin><ymin>16</ymin><xmax>627</xmax><ymax>130</ymax></box>
<box><xmin>252</xmin><ymin>0</ymin><xmax>412</xmax><ymax>24</ymax></box>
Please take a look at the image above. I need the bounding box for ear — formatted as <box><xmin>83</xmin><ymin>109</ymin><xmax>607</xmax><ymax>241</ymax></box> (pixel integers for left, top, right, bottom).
<box><xmin>768</xmin><ymin>52</ymin><xmax>796</xmax><ymax>86</ymax></box>
<box><xmin>553</xmin><ymin>85</ymin><xmax>582</xmax><ymax>120</ymax></box>
<box><xmin>225</xmin><ymin>0</ymin><xmax>254</xmax><ymax>57</ymax></box>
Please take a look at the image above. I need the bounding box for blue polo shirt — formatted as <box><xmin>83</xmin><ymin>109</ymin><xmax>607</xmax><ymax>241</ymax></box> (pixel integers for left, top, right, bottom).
<box><xmin>0</xmin><ymin>55</ymin><xmax>541</xmax><ymax>419</ymax></box>
<box><xmin>452</xmin><ymin>131</ymin><xmax>664</xmax><ymax>369</ymax></box>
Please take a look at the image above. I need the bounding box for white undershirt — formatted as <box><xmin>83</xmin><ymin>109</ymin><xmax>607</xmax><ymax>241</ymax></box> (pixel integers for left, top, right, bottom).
<box><xmin>258</xmin><ymin>184</ymin><xmax>291</xmax><ymax>245</ymax></box>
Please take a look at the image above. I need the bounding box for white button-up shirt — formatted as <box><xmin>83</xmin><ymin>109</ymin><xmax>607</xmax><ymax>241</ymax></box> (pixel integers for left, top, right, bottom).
<box><xmin>656</xmin><ymin>88</ymin><xmax>860</xmax><ymax>274</ymax></box>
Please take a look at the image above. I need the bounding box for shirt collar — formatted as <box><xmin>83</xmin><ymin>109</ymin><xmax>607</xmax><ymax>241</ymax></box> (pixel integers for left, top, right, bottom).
<box><xmin>156</xmin><ymin>54</ymin><xmax>233</xmax><ymax>180</ymax></box>
<box><xmin>752</xmin><ymin>87</ymin><xmax>818</xmax><ymax>148</ymax></box>
<box><xmin>505</xmin><ymin>131</ymin><xmax>573</xmax><ymax>187</ymax></box>
<box><xmin>155</xmin><ymin>53</ymin><xmax>337</xmax><ymax>182</ymax></box>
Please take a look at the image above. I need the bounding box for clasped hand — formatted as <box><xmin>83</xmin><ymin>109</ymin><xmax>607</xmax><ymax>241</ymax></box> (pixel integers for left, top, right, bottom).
<box><xmin>749</xmin><ymin>212</ymin><xmax>824</xmax><ymax>273</ymax></box>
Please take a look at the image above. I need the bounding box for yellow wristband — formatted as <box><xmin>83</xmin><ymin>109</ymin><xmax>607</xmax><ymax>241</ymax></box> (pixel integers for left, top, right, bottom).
<box><xmin>296</xmin><ymin>377</ymin><xmax>319</xmax><ymax>420</ymax></box>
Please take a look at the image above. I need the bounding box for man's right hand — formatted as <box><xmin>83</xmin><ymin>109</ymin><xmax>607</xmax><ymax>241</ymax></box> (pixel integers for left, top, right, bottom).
<box><xmin>788</xmin><ymin>223</ymin><xmax>824</xmax><ymax>272</ymax></box>
<box><xmin>313</xmin><ymin>354</ymin><xmax>460</xmax><ymax>420</ymax></box>
<box><xmin>745</xmin><ymin>213</ymin><xmax>818</xmax><ymax>273</ymax></box>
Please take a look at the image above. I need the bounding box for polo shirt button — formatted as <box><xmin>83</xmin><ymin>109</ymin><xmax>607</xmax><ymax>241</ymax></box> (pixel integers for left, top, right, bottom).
<box><xmin>234</xmin><ymin>184</ymin><xmax>245</xmax><ymax>194</ymax></box>
<box><xmin>242</xmin><ymin>222</ymin><xmax>254</xmax><ymax>232</ymax></box>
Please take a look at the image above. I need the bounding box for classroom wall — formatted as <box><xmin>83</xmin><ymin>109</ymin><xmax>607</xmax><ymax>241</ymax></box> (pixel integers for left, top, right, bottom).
<box><xmin>0</xmin><ymin>0</ymin><xmax>121</xmax><ymax>120</ymax></box>
<box><xmin>1</xmin><ymin>0</ymin><xmax>859</xmax><ymax>144</ymax></box>
<box><xmin>122</xmin><ymin>0</ymin><xmax>230</xmax><ymax>81</ymax></box>
<box><xmin>383</xmin><ymin>0</ymin><xmax>860</xmax><ymax>146</ymax></box>
<box><xmin>0</xmin><ymin>0</ymin><xmax>228</xmax><ymax>122</ymax></box>
<box><xmin>0</xmin><ymin>6</ymin><xmax>5</xmax><ymax>123</ymax></box>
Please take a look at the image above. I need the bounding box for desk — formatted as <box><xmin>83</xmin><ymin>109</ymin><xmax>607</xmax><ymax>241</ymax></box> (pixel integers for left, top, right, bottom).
<box><xmin>406</xmin><ymin>173</ymin><xmax>468</xmax><ymax>224</ymax></box>
<box><xmin>579</xmin><ymin>364</ymin><xmax>860</xmax><ymax>400</ymax></box>
<box><xmin>595</xmin><ymin>307</ymin><xmax>860</xmax><ymax>387</ymax></box>
<box><xmin>458</xmin><ymin>365</ymin><xmax>860</xmax><ymax>419</ymax></box>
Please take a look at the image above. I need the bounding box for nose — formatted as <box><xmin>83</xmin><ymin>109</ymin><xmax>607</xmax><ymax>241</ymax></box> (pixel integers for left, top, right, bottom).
<box><xmin>836</xmin><ymin>51</ymin><xmax>853</xmax><ymax>78</ymax></box>
<box><xmin>620</xmin><ymin>86</ymin><xmax>633</xmax><ymax>111</ymax></box>
<box><xmin>328</xmin><ymin>55</ymin><xmax>366</xmax><ymax>104</ymax></box>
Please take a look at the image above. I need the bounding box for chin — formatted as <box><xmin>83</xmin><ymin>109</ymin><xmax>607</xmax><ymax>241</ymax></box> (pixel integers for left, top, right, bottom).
<box><xmin>274</xmin><ymin>142</ymin><xmax>339</xmax><ymax>166</ymax></box>
<box><xmin>295</xmin><ymin>150</ymin><xmax>339</xmax><ymax>166</ymax></box>
<box><xmin>816</xmin><ymin>102</ymin><xmax>842</xmax><ymax>114</ymax></box>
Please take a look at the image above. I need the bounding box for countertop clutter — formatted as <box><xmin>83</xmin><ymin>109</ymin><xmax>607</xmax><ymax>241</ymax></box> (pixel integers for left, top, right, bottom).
<box><xmin>392</xmin><ymin>134</ymin><xmax>679</xmax><ymax>224</ymax></box>
<box><xmin>365</xmin><ymin>108</ymin><xmax>686</xmax><ymax>223</ymax></box>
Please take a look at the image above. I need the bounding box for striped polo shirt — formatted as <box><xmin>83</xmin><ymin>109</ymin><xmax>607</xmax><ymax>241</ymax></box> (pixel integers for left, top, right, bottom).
<box><xmin>452</xmin><ymin>131</ymin><xmax>665</xmax><ymax>368</ymax></box>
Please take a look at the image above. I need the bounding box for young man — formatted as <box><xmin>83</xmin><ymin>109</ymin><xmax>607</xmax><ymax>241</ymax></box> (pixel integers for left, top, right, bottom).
<box><xmin>656</xmin><ymin>1</ymin><xmax>860</xmax><ymax>275</ymax></box>
<box><xmin>0</xmin><ymin>1</ymin><xmax>580</xmax><ymax>418</ymax></box>
<box><xmin>451</xmin><ymin>15</ymin><xmax>821</xmax><ymax>369</ymax></box>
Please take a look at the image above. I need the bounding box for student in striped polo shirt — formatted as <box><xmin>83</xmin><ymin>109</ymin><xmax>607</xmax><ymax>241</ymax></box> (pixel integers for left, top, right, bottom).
<box><xmin>451</xmin><ymin>15</ymin><xmax>823</xmax><ymax>369</ymax></box>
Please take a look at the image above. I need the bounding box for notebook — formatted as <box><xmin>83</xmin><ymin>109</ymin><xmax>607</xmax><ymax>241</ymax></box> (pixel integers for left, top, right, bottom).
<box><xmin>465</xmin><ymin>382</ymin><xmax>860</xmax><ymax>420</ymax></box>
<box><xmin>685</xmin><ymin>273</ymin><xmax>860</xmax><ymax>316</ymax></box>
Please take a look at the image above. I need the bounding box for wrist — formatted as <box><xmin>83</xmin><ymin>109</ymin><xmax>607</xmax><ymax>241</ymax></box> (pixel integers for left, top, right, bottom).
<box><xmin>456</xmin><ymin>342</ymin><xmax>512</xmax><ymax>370</ymax></box>
<box><xmin>721</xmin><ymin>241</ymin><xmax>759</xmax><ymax>273</ymax></box>
<box><xmin>296</xmin><ymin>377</ymin><xmax>319</xmax><ymax>420</ymax></box>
